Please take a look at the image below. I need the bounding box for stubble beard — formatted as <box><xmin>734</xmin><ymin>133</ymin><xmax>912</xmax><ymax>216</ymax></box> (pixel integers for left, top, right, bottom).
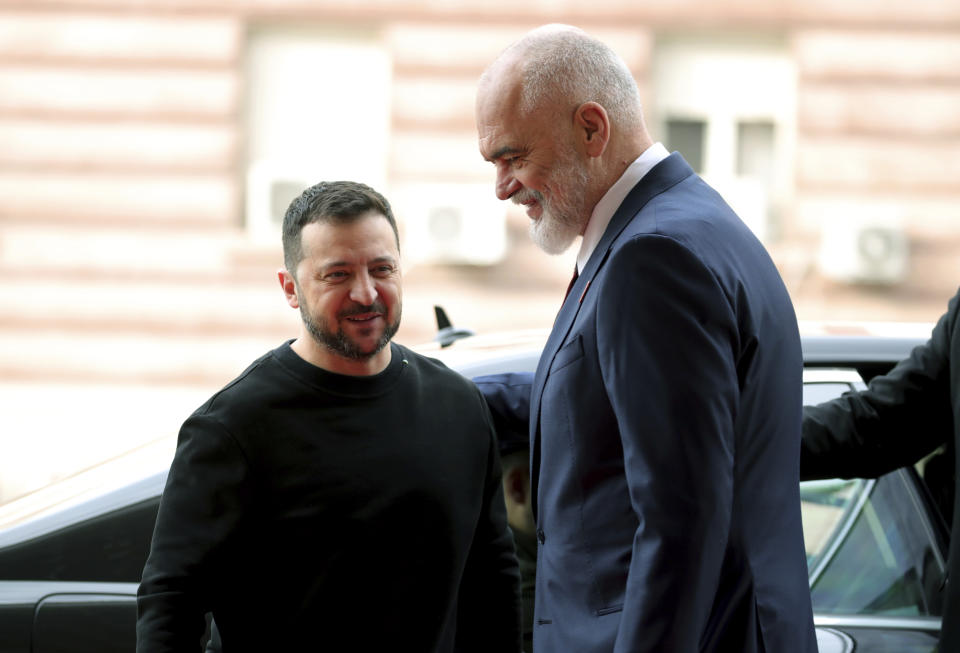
<box><xmin>300</xmin><ymin>302</ymin><xmax>401</xmax><ymax>361</ymax></box>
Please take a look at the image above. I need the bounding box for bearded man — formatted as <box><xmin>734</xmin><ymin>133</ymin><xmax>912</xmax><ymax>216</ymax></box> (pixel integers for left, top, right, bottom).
<box><xmin>137</xmin><ymin>181</ymin><xmax>521</xmax><ymax>653</ymax></box>
<box><xmin>474</xmin><ymin>25</ymin><xmax>816</xmax><ymax>653</ymax></box>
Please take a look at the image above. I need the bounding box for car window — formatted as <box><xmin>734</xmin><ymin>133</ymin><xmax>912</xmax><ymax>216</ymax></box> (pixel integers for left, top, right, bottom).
<box><xmin>799</xmin><ymin>375</ymin><xmax>947</xmax><ymax>619</ymax></box>
<box><xmin>802</xmin><ymin>382</ymin><xmax>854</xmax><ymax>406</ymax></box>
<box><xmin>805</xmin><ymin>472</ymin><xmax>945</xmax><ymax>617</ymax></box>
<box><xmin>801</xmin><ymin>477</ymin><xmax>864</xmax><ymax>571</ymax></box>
<box><xmin>0</xmin><ymin>497</ymin><xmax>159</xmax><ymax>582</ymax></box>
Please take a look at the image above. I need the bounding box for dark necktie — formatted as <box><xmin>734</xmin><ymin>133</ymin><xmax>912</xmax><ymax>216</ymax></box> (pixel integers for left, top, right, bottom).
<box><xmin>564</xmin><ymin>267</ymin><xmax>579</xmax><ymax>301</ymax></box>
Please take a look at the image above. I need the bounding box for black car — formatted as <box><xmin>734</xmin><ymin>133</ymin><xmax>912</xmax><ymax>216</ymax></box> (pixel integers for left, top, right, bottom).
<box><xmin>0</xmin><ymin>332</ymin><xmax>948</xmax><ymax>652</ymax></box>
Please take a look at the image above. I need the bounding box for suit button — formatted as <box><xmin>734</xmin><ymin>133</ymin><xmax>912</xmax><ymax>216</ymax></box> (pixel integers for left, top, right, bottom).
<box><xmin>536</xmin><ymin>528</ymin><xmax>545</xmax><ymax>544</ymax></box>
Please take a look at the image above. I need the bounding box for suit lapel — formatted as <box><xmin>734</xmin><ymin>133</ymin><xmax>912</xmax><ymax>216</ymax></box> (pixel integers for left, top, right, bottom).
<box><xmin>529</xmin><ymin>153</ymin><xmax>694</xmax><ymax>517</ymax></box>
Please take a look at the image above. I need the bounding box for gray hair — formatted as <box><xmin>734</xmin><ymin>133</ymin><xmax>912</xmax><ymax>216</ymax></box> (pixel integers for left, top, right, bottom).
<box><xmin>498</xmin><ymin>25</ymin><xmax>642</xmax><ymax>127</ymax></box>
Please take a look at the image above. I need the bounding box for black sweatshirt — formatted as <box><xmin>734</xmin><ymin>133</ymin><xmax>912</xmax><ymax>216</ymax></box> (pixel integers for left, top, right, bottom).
<box><xmin>137</xmin><ymin>341</ymin><xmax>521</xmax><ymax>652</ymax></box>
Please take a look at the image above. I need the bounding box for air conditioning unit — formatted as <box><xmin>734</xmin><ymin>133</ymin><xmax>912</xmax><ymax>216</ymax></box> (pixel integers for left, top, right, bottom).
<box><xmin>245</xmin><ymin>160</ymin><xmax>315</xmax><ymax>242</ymax></box>
<box><xmin>390</xmin><ymin>183</ymin><xmax>507</xmax><ymax>266</ymax></box>
<box><xmin>245</xmin><ymin>160</ymin><xmax>387</xmax><ymax>242</ymax></box>
<box><xmin>818</xmin><ymin>213</ymin><xmax>909</xmax><ymax>285</ymax></box>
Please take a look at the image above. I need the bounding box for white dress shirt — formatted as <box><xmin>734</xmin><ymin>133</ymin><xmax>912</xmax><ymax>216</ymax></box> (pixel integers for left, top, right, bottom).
<box><xmin>576</xmin><ymin>142</ymin><xmax>670</xmax><ymax>273</ymax></box>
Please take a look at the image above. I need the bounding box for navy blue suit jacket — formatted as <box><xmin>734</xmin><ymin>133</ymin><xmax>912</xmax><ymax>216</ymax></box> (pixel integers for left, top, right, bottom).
<box><xmin>477</xmin><ymin>153</ymin><xmax>816</xmax><ymax>652</ymax></box>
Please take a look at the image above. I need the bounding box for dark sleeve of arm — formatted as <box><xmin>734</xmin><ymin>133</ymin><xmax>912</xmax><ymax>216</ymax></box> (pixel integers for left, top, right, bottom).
<box><xmin>801</xmin><ymin>294</ymin><xmax>956</xmax><ymax>481</ymax></box>
<box><xmin>598</xmin><ymin>236</ymin><xmax>740</xmax><ymax>653</ymax></box>
<box><xmin>472</xmin><ymin>372</ymin><xmax>533</xmax><ymax>437</ymax></box>
<box><xmin>137</xmin><ymin>414</ymin><xmax>251</xmax><ymax>653</ymax></box>
<box><xmin>455</xmin><ymin>390</ymin><xmax>523</xmax><ymax>653</ymax></box>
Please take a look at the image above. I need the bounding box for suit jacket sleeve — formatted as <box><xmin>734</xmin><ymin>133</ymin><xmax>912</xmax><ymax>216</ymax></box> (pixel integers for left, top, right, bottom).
<box><xmin>596</xmin><ymin>236</ymin><xmax>739</xmax><ymax>652</ymax></box>
<box><xmin>473</xmin><ymin>372</ymin><xmax>533</xmax><ymax>442</ymax></box>
<box><xmin>800</xmin><ymin>289</ymin><xmax>958</xmax><ymax>481</ymax></box>
<box><xmin>137</xmin><ymin>414</ymin><xmax>251</xmax><ymax>653</ymax></box>
<box><xmin>455</xmin><ymin>388</ymin><xmax>523</xmax><ymax>653</ymax></box>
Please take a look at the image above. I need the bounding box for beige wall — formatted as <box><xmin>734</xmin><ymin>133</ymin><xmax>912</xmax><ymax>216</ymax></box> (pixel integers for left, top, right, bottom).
<box><xmin>1</xmin><ymin>1</ymin><xmax>959</xmax><ymax>500</ymax></box>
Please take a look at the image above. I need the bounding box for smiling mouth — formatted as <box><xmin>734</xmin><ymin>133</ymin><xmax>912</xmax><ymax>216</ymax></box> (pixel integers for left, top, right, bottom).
<box><xmin>511</xmin><ymin>191</ymin><xmax>542</xmax><ymax>219</ymax></box>
<box><xmin>521</xmin><ymin>200</ymin><xmax>542</xmax><ymax>219</ymax></box>
<box><xmin>345</xmin><ymin>313</ymin><xmax>381</xmax><ymax>323</ymax></box>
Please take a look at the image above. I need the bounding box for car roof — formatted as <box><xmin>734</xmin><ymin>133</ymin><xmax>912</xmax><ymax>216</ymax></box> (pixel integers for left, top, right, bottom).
<box><xmin>0</xmin><ymin>327</ymin><xmax>931</xmax><ymax>541</ymax></box>
<box><xmin>0</xmin><ymin>439</ymin><xmax>170</xmax><ymax>536</ymax></box>
<box><xmin>419</xmin><ymin>327</ymin><xmax>930</xmax><ymax>377</ymax></box>
<box><xmin>801</xmin><ymin>334</ymin><xmax>924</xmax><ymax>365</ymax></box>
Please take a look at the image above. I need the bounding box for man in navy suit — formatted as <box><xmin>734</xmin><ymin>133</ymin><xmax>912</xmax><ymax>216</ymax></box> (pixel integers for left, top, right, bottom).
<box><xmin>475</xmin><ymin>25</ymin><xmax>817</xmax><ymax>652</ymax></box>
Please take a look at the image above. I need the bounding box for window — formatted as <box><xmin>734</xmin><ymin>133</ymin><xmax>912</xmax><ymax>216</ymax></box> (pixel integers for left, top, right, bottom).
<box><xmin>800</xmin><ymin>373</ymin><xmax>947</xmax><ymax>619</ymax></box>
<box><xmin>652</xmin><ymin>34</ymin><xmax>795</xmax><ymax>242</ymax></box>
<box><xmin>244</xmin><ymin>25</ymin><xmax>391</xmax><ymax>238</ymax></box>
<box><xmin>736</xmin><ymin>120</ymin><xmax>775</xmax><ymax>184</ymax></box>
<box><xmin>665</xmin><ymin>118</ymin><xmax>706</xmax><ymax>173</ymax></box>
<box><xmin>805</xmin><ymin>472</ymin><xmax>945</xmax><ymax>617</ymax></box>
<box><xmin>0</xmin><ymin>498</ymin><xmax>159</xmax><ymax>582</ymax></box>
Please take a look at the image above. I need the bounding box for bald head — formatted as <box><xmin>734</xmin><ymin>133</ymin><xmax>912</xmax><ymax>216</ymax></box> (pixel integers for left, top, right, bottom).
<box><xmin>479</xmin><ymin>24</ymin><xmax>643</xmax><ymax>130</ymax></box>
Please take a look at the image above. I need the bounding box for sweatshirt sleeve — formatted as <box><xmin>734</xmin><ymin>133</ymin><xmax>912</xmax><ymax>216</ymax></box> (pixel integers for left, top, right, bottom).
<box><xmin>454</xmin><ymin>389</ymin><xmax>523</xmax><ymax>653</ymax></box>
<box><xmin>137</xmin><ymin>413</ymin><xmax>252</xmax><ymax>653</ymax></box>
<box><xmin>801</xmin><ymin>291</ymin><xmax>957</xmax><ymax>481</ymax></box>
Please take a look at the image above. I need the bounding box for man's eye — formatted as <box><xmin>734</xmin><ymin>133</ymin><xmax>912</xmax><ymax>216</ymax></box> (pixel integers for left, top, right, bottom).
<box><xmin>372</xmin><ymin>265</ymin><xmax>394</xmax><ymax>276</ymax></box>
<box><xmin>326</xmin><ymin>271</ymin><xmax>348</xmax><ymax>280</ymax></box>
<box><xmin>497</xmin><ymin>156</ymin><xmax>522</xmax><ymax>170</ymax></box>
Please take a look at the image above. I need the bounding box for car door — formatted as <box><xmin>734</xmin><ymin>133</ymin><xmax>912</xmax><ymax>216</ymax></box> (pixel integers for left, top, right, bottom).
<box><xmin>0</xmin><ymin>580</ymin><xmax>138</xmax><ymax>653</ymax></box>
<box><xmin>0</xmin><ymin>473</ymin><xmax>164</xmax><ymax>652</ymax></box>
<box><xmin>802</xmin><ymin>370</ymin><xmax>946</xmax><ymax>652</ymax></box>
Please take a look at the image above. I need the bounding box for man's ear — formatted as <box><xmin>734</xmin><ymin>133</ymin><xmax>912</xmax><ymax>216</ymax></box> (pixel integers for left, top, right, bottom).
<box><xmin>278</xmin><ymin>268</ymin><xmax>300</xmax><ymax>309</ymax></box>
<box><xmin>574</xmin><ymin>101</ymin><xmax>610</xmax><ymax>158</ymax></box>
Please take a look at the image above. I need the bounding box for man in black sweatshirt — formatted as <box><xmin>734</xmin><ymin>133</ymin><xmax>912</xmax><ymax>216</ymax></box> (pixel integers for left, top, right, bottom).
<box><xmin>137</xmin><ymin>181</ymin><xmax>522</xmax><ymax>653</ymax></box>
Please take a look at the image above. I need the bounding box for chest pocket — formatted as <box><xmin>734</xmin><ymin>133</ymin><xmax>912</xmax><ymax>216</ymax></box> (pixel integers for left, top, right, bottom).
<box><xmin>550</xmin><ymin>335</ymin><xmax>584</xmax><ymax>374</ymax></box>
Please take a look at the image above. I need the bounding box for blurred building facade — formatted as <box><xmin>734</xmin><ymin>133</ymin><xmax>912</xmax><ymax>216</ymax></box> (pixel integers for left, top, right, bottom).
<box><xmin>1</xmin><ymin>0</ymin><xmax>959</xmax><ymax>499</ymax></box>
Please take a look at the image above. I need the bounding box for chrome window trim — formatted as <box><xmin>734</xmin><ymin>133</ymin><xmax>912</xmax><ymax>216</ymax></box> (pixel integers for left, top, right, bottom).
<box><xmin>806</xmin><ymin>478</ymin><xmax>876</xmax><ymax>586</ymax></box>
<box><xmin>813</xmin><ymin>613</ymin><xmax>941</xmax><ymax>633</ymax></box>
<box><xmin>893</xmin><ymin>468</ymin><xmax>949</xmax><ymax>578</ymax></box>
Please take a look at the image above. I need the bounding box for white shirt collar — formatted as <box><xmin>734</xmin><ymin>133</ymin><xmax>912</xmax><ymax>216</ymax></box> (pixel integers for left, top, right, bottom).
<box><xmin>576</xmin><ymin>142</ymin><xmax>670</xmax><ymax>273</ymax></box>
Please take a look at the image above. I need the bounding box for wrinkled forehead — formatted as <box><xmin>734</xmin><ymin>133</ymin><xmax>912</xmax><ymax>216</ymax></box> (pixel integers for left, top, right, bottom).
<box><xmin>476</xmin><ymin>67</ymin><xmax>528</xmax><ymax>155</ymax></box>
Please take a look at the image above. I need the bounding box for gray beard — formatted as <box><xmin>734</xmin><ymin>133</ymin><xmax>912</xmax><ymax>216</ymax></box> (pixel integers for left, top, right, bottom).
<box><xmin>529</xmin><ymin>208</ymin><xmax>584</xmax><ymax>255</ymax></box>
<box><xmin>520</xmin><ymin>154</ymin><xmax>590</xmax><ymax>255</ymax></box>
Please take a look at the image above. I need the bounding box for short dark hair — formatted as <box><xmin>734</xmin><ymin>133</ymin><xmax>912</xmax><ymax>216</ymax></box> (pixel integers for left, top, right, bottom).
<box><xmin>281</xmin><ymin>180</ymin><xmax>400</xmax><ymax>276</ymax></box>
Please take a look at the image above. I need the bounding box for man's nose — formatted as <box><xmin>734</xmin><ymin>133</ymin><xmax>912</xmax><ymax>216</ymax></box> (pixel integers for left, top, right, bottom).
<box><xmin>496</xmin><ymin>168</ymin><xmax>520</xmax><ymax>201</ymax></box>
<box><xmin>349</xmin><ymin>271</ymin><xmax>377</xmax><ymax>305</ymax></box>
